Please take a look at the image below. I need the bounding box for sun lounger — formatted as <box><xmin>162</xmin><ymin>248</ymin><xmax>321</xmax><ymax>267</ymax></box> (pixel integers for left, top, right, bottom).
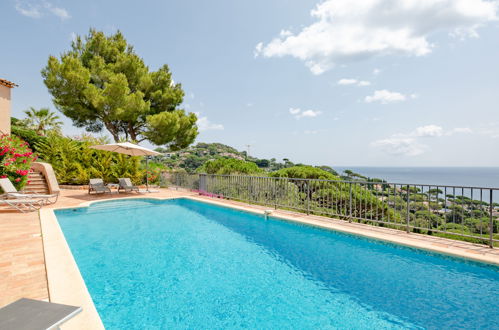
<box><xmin>0</xmin><ymin>197</ymin><xmax>43</xmax><ymax>212</ymax></box>
<box><xmin>118</xmin><ymin>178</ymin><xmax>140</xmax><ymax>193</ymax></box>
<box><xmin>0</xmin><ymin>298</ymin><xmax>81</xmax><ymax>330</ymax></box>
<box><xmin>88</xmin><ymin>178</ymin><xmax>111</xmax><ymax>194</ymax></box>
<box><xmin>0</xmin><ymin>178</ymin><xmax>58</xmax><ymax>204</ymax></box>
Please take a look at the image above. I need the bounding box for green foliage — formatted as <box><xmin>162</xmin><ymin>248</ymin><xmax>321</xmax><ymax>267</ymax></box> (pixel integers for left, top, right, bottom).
<box><xmin>23</xmin><ymin>107</ymin><xmax>63</xmax><ymax>135</ymax></box>
<box><xmin>42</xmin><ymin>29</ymin><xmax>198</xmax><ymax>148</ymax></box>
<box><xmin>342</xmin><ymin>169</ymin><xmax>367</xmax><ymax>180</ymax></box>
<box><xmin>0</xmin><ymin>135</ymin><xmax>37</xmax><ymax>190</ymax></box>
<box><xmin>35</xmin><ymin>133</ymin><xmax>143</xmax><ymax>185</ymax></box>
<box><xmin>154</xmin><ymin>142</ymin><xmax>249</xmax><ymax>173</ymax></box>
<box><xmin>11</xmin><ymin>125</ymin><xmax>47</xmax><ymax>152</ymax></box>
<box><xmin>270</xmin><ymin>165</ymin><xmax>338</xmax><ymax>180</ymax></box>
<box><xmin>316</xmin><ymin>165</ymin><xmax>339</xmax><ymax>176</ymax></box>
<box><xmin>144</xmin><ymin>161</ymin><xmax>169</xmax><ymax>185</ymax></box>
<box><xmin>252</xmin><ymin>159</ymin><xmax>270</xmax><ymax>168</ymax></box>
<box><xmin>198</xmin><ymin>158</ymin><xmax>263</xmax><ymax>175</ymax></box>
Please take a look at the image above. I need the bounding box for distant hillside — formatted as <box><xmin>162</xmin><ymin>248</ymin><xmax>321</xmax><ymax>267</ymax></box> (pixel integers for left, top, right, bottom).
<box><xmin>154</xmin><ymin>143</ymin><xmax>248</xmax><ymax>173</ymax></box>
<box><xmin>153</xmin><ymin>142</ymin><xmax>373</xmax><ymax>180</ymax></box>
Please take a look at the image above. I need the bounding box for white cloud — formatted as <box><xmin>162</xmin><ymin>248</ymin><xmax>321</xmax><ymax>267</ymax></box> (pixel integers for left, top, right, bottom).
<box><xmin>45</xmin><ymin>3</ymin><xmax>70</xmax><ymax>20</ymax></box>
<box><xmin>373</xmin><ymin>68</ymin><xmax>381</xmax><ymax>75</ymax></box>
<box><xmin>301</xmin><ymin>109</ymin><xmax>322</xmax><ymax>118</ymax></box>
<box><xmin>365</xmin><ymin>90</ymin><xmax>409</xmax><ymax>104</ymax></box>
<box><xmin>371</xmin><ymin>138</ymin><xmax>426</xmax><ymax>156</ymax></box>
<box><xmin>372</xmin><ymin>124</ymin><xmax>473</xmax><ymax>156</ymax></box>
<box><xmin>15</xmin><ymin>1</ymin><xmax>70</xmax><ymax>20</ymax></box>
<box><xmin>338</xmin><ymin>78</ymin><xmax>371</xmax><ymax>86</ymax></box>
<box><xmin>254</xmin><ymin>42</ymin><xmax>263</xmax><ymax>58</ymax></box>
<box><xmin>255</xmin><ymin>0</ymin><xmax>498</xmax><ymax>74</ymax></box>
<box><xmin>196</xmin><ymin>113</ymin><xmax>224</xmax><ymax>131</ymax></box>
<box><xmin>304</xmin><ymin>130</ymin><xmax>319</xmax><ymax>135</ymax></box>
<box><xmin>15</xmin><ymin>1</ymin><xmax>41</xmax><ymax>17</ymax></box>
<box><xmin>338</xmin><ymin>78</ymin><xmax>357</xmax><ymax>85</ymax></box>
<box><xmin>289</xmin><ymin>107</ymin><xmax>322</xmax><ymax>119</ymax></box>
<box><xmin>413</xmin><ymin>124</ymin><xmax>444</xmax><ymax>137</ymax></box>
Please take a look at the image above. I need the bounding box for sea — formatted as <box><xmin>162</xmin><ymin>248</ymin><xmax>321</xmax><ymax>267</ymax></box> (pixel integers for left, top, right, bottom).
<box><xmin>334</xmin><ymin>167</ymin><xmax>499</xmax><ymax>189</ymax></box>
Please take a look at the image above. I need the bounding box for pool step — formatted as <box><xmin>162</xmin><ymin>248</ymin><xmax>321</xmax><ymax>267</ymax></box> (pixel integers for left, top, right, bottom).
<box><xmin>84</xmin><ymin>200</ymin><xmax>161</xmax><ymax>214</ymax></box>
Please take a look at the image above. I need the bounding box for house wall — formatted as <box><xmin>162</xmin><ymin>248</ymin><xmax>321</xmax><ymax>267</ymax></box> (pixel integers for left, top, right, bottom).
<box><xmin>0</xmin><ymin>85</ymin><xmax>11</xmax><ymax>135</ymax></box>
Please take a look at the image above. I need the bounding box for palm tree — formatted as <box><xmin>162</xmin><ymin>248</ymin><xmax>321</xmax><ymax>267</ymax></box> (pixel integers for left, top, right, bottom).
<box><xmin>23</xmin><ymin>107</ymin><xmax>63</xmax><ymax>136</ymax></box>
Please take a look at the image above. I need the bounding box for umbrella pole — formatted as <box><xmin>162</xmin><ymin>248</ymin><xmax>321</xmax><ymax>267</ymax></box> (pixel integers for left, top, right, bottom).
<box><xmin>146</xmin><ymin>156</ymin><xmax>149</xmax><ymax>192</ymax></box>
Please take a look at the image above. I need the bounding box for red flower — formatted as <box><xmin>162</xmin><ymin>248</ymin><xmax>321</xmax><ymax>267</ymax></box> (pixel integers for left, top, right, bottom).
<box><xmin>14</xmin><ymin>178</ymin><xmax>21</xmax><ymax>182</ymax></box>
<box><xmin>0</xmin><ymin>175</ymin><xmax>6</xmax><ymax>179</ymax></box>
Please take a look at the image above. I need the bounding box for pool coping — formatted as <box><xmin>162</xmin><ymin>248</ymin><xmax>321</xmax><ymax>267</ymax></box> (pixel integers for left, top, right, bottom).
<box><xmin>40</xmin><ymin>195</ymin><xmax>499</xmax><ymax>329</ymax></box>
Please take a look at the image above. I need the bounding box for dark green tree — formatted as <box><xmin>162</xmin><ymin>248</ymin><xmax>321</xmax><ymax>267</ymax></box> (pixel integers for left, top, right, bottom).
<box><xmin>42</xmin><ymin>29</ymin><xmax>197</xmax><ymax>149</ymax></box>
<box><xmin>270</xmin><ymin>165</ymin><xmax>338</xmax><ymax>180</ymax></box>
<box><xmin>198</xmin><ymin>158</ymin><xmax>263</xmax><ymax>175</ymax></box>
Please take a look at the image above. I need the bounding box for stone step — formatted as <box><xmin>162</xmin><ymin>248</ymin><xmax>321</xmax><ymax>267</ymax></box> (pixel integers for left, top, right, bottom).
<box><xmin>25</xmin><ymin>170</ymin><xmax>50</xmax><ymax>194</ymax></box>
<box><xmin>28</xmin><ymin>177</ymin><xmax>44</xmax><ymax>181</ymax></box>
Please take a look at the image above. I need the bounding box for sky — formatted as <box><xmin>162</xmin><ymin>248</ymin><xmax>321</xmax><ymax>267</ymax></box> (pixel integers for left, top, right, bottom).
<box><xmin>1</xmin><ymin>0</ymin><xmax>499</xmax><ymax>167</ymax></box>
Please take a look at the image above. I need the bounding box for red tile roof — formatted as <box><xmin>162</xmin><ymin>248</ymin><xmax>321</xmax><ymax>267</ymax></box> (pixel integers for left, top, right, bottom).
<box><xmin>0</xmin><ymin>78</ymin><xmax>18</xmax><ymax>88</ymax></box>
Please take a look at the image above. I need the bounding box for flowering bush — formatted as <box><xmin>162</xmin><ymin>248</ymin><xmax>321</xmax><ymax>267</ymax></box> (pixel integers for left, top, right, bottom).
<box><xmin>0</xmin><ymin>134</ymin><xmax>37</xmax><ymax>190</ymax></box>
<box><xmin>145</xmin><ymin>167</ymin><xmax>162</xmax><ymax>185</ymax></box>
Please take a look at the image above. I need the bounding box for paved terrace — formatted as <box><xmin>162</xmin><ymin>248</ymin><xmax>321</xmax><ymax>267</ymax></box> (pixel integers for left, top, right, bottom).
<box><xmin>1</xmin><ymin>188</ymin><xmax>499</xmax><ymax>309</ymax></box>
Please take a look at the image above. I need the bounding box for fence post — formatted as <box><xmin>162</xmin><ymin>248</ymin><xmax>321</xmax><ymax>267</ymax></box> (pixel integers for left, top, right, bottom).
<box><xmin>273</xmin><ymin>178</ymin><xmax>277</xmax><ymax>210</ymax></box>
<box><xmin>406</xmin><ymin>184</ymin><xmax>410</xmax><ymax>233</ymax></box>
<box><xmin>490</xmin><ymin>190</ymin><xmax>494</xmax><ymax>248</ymax></box>
<box><xmin>349</xmin><ymin>183</ymin><xmax>352</xmax><ymax>223</ymax></box>
<box><xmin>306</xmin><ymin>181</ymin><xmax>310</xmax><ymax>215</ymax></box>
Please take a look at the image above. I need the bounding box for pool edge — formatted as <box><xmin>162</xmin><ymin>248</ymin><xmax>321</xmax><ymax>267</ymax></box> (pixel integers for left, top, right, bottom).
<box><xmin>40</xmin><ymin>207</ymin><xmax>105</xmax><ymax>330</ymax></box>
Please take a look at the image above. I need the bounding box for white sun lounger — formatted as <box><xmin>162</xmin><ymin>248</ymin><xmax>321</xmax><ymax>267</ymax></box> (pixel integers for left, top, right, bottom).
<box><xmin>0</xmin><ymin>197</ymin><xmax>43</xmax><ymax>213</ymax></box>
<box><xmin>0</xmin><ymin>178</ymin><xmax>58</xmax><ymax>204</ymax></box>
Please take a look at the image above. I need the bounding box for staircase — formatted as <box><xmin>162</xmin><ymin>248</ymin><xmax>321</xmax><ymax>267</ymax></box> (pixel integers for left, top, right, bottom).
<box><xmin>25</xmin><ymin>171</ymin><xmax>50</xmax><ymax>194</ymax></box>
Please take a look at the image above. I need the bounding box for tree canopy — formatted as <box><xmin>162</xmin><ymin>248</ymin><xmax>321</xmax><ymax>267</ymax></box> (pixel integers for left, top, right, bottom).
<box><xmin>42</xmin><ymin>29</ymin><xmax>198</xmax><ymax>149</ymax></box>
<box><xmin>270</xmin><ymin>165</ymin><xmax>338</xmax><ymax>180</ymax></box>
<box><xmin>198</xmin><ymin>158</ymin><xmax>263</xmax><ymax>175</ymax></box>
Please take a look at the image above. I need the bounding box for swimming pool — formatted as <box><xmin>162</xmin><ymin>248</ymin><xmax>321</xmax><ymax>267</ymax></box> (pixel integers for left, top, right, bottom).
<box><xmin>55</xmin><ymin>198</ymin><xmax>498</xmax><ymax>329</ymax></box>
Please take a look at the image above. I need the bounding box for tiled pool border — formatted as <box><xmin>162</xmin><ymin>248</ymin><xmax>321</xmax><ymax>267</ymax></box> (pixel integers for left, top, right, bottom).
<box><xmin>40</xmin><ymin>195</ymin><xmax>499</xmax><ymax>329</ymax></box>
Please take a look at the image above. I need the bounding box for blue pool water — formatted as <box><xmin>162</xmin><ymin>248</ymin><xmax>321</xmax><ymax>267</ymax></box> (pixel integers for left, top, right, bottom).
<box><xmin>55</xmin><ymin>198</ymin><xmax>499</xmax><ymax>329</ymax></box>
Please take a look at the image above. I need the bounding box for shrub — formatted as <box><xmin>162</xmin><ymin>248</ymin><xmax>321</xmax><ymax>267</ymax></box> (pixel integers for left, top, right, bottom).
<box><xmin>11</xmin><ymin>125</ymin><xmax>47</xmax><ymax>152</ymax></box>
<box><xmin>0</xmin><ymin>134</ymin><xmax>38</xmax><ymax>190</ymax></box>
<box><xmin>35</xmin><ymin>134</ymin><xmax>144</xmax><ymax>185</ymax></box>
<box><xmin>144</xmin><ymin>162</ymin><xmax>169</xmax><ymax>185</ymax></box>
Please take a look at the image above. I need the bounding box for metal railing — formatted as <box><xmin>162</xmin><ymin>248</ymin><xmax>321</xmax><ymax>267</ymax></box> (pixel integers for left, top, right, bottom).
<box><xmin>164</xmin><ymin>173</ymin><xmax>499</xmax><ymax>247</ymax></box>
